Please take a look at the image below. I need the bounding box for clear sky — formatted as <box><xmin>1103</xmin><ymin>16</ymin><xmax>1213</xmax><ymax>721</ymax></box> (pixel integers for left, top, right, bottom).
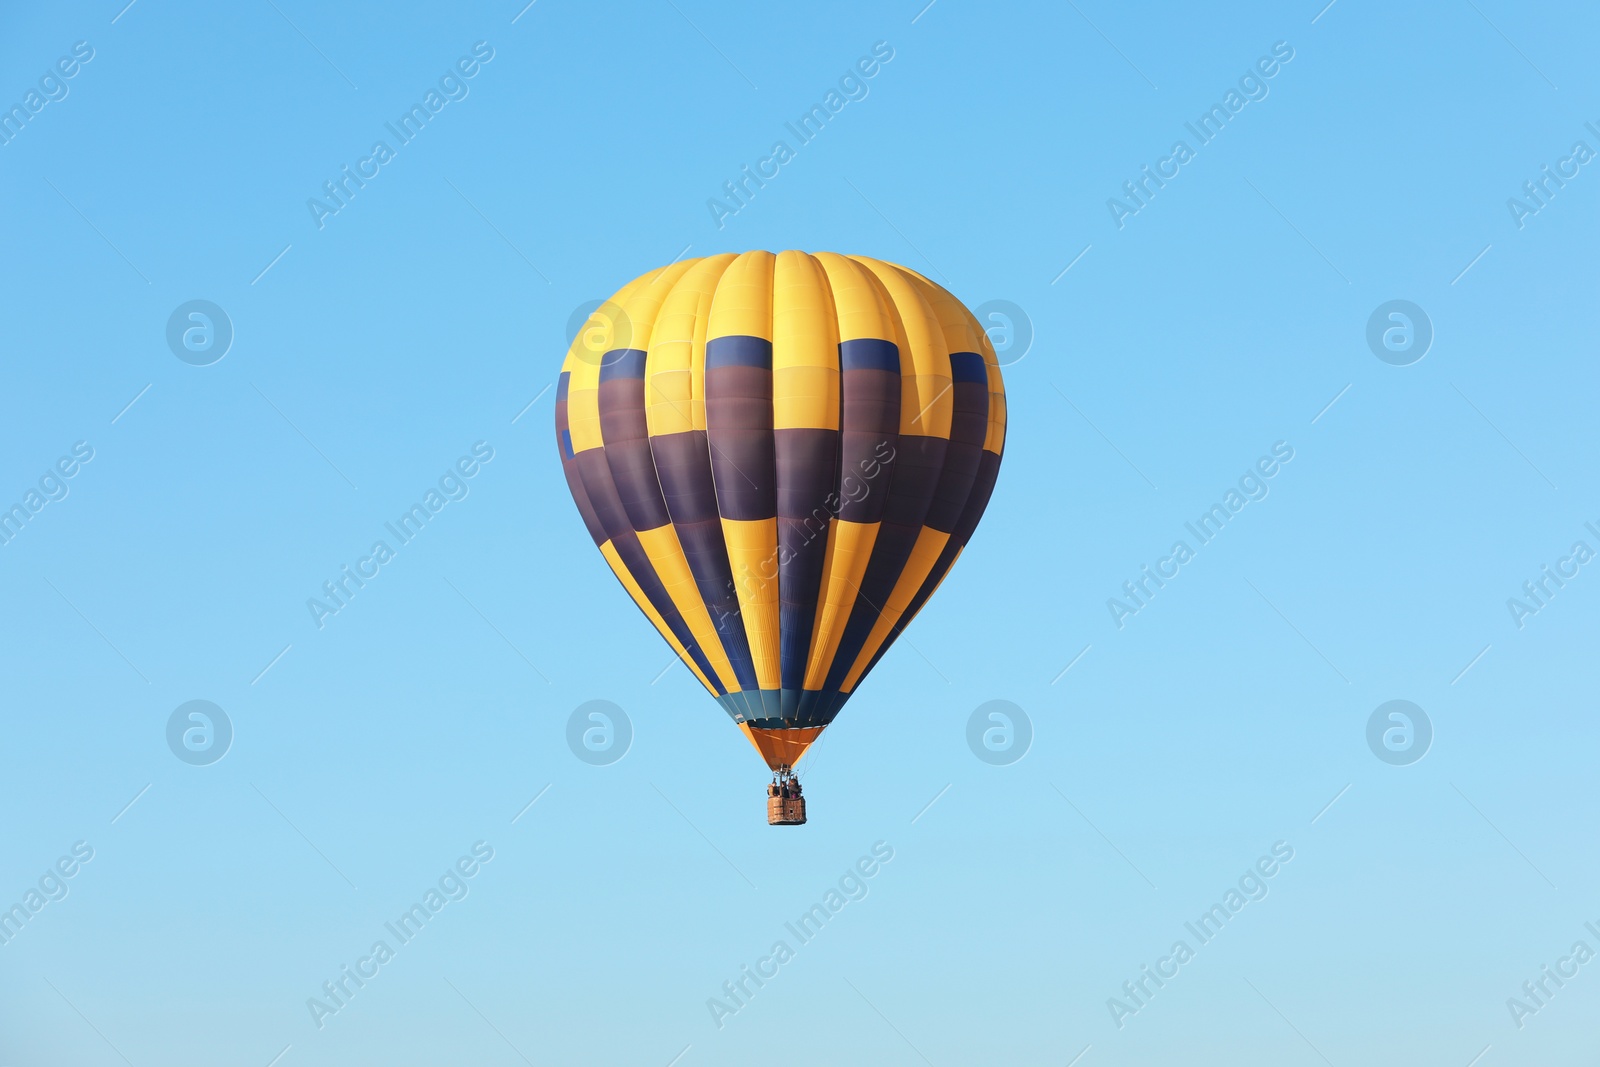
<box><xmin>1</xmin><ymin>1</ymin><xmax>1597</xmax><ymax>1064</ymax></box>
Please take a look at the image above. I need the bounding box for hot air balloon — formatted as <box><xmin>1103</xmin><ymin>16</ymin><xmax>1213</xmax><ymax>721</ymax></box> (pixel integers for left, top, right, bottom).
<box><xmin>554</xmin><ymin>251</ymin><xmax>1006</xmax><ymax>824</ymax></box>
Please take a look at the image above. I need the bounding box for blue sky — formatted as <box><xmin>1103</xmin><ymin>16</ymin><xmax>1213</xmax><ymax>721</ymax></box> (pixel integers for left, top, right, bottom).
<box><xmin>1</xmin><ymin>1</ymin><xmax>1597</xmax><ymax>1064</ymax></box>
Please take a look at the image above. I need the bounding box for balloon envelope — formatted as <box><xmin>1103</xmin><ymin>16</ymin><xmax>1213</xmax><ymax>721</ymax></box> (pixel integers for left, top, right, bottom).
<box><xmin>555</xmin><ymin>251</ymin><xmax>1006</xmax><ymax>770</ymax></box>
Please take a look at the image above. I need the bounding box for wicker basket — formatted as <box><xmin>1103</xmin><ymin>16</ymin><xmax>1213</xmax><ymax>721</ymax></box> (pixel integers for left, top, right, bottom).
<box><xmin>767</xmin><ymin>795</ymin><xmax>807</xmax><ymax>825</ymax></box>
